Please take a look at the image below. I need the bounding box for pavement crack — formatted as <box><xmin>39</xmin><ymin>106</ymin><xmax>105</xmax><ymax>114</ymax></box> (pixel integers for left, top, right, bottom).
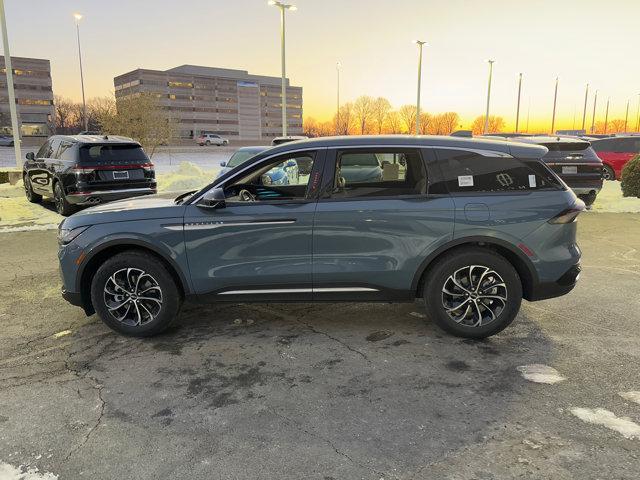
<box><xmin>266</xmin><ymin>407</ymin><xmax>388</xmax><ymax>478</ymax></box>
<box><xmin>301</xmin><ymin>321</ymin><xmax>371</xmax><ymax>364</ymax></box>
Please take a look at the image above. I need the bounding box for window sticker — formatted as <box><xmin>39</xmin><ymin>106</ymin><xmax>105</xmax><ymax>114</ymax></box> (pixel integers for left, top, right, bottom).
<box><xmin>528</xmin><ymin>174</ymin><xmax>537</xmax><ymax>188</ymax></box>
<box><xmin>458</xmin><ymin>175</ymin><xmax>474</xmax><ymax>187</ymax></box>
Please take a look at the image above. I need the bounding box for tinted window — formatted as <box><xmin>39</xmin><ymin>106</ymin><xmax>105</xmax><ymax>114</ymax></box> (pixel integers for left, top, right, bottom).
<box><xmin>78</xmin><ymin>144</ymin><xmax>149</xmax><ymax>164</ymax></box>
<box><xmin>56</xmin><ymin>141</ymin><xmax>74</xmax><ymax>160</ymax></box>
<box><xmin>332</xmin><ymin>149</ymin><xmax>426</xmax><ymax>198</ymax></box>
<box><xmin>226</xmin><ymin>152</ymin><xmax>315</xmax><ymax>202</ymax></box>
<box><xmin>433</xmin><ymin>149</ymin><xmax>563</xmax><ymax>193</ymax></box>
<box><xmin>36</xmin><ymin>139</ymin><xmax>53</xmax><ymax>158</ymax></box>
<box><xmin>591</xmin><ymin>139</ymin><xmax>616</xmax><ymax>152</ymax></box>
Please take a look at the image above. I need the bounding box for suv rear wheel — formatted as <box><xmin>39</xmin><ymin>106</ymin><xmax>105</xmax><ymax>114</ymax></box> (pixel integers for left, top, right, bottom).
<box><xmin>602</xmin><ymin>164</ymin><xmax>616</xmax><ymax>181</ymax></box>
<box><xmin>90</xmin><ymin>251</ymin><xmax>182</xmax><ymax>337</ymax></box>
<box><xmin>53</xmin><ymin>182</ymin><xmax>76</xmax><ymax>216</ymax></box>
<box><xmin>423</xmin><ymin>248</ymin><xmax>522</xmax><ymax>339</ymax></box>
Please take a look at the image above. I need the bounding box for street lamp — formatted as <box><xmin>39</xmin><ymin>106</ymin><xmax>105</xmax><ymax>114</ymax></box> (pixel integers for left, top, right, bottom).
<box><xmin>551</xmin><ymin>76</ymin><xmax>559</xmax><ymax>134</ymax></box>
<box><xmin>73</xmin><ymin>13</ymin><xmax>88</xmax><ymax>131</ymax></box>
<box><xmin>336</xmin><ymin>61</ymin><xmax>341</xmax><ymax>134</ymax></box>
<box><xmin>604</xmin><ymin>97</ymin><xmax>610</xmax><ymax>134</ymax></box>
<box><xmin>625</xmin><ymin>99</ymin><xmax>630</xmax><ymax>133</ymax></box>
<box><xmin>636</xmin><ymin>94</ymin><xmax>640</xmax><ymax>133</ymax></box>
<box><xmin>0</xmin><ymin>0</ymin><xmax>22</xmax><ymax>167</ymax></box>
<box><xmin>483</xmin><ymin>60</ymin><xmax>495</xmax><ymax>134</ymax></box>
<box><xmin>581</xmin><ymin>84</ymin><xmax>589</xmax><ymax>132</ymax></box>
<box><xmin>590</xmin><ymin>90</ymin><xmax>598</xmax><ymax>134</ymax></box>
<box><xmin>413</xmin><ymin>40</ymin><xmax>426</xmax><ymax>135</ymax></box>
<box><xmin>268</xmin><ymin>1</ymin><xmax>296</xmax><ymax>136</ymax></box>
<box><xmin>515</xmin><ymin>73</ymin><xmax>523</xmax><ymax>133</ymax></box>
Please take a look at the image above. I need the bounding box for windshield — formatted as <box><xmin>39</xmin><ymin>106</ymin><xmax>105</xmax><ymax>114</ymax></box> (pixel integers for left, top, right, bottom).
<box><xmin>340</xmin><ymin>153</ymin><xmax>380</xmax><ymax>167</ymax></box>
<box><xmin>227</xmin><ymin>150</ymin><xmax>260</xmax><ymax>167</ymax></box>
<box><xmin>79</xmin><ymin>144</ymin><xmax>148</xmax><ymax>164</ymax></box>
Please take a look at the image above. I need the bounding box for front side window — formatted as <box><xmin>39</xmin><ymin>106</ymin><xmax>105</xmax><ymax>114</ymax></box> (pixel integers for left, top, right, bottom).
<box><xmin>36</xmin><ymin>140</ymin><xmax>52</xmax><ymax>158</ymax></box>
<box><xmin>433</xmin><ymin>149</ymin><xmax>563</xmax><ymax>193</ymax></box>
<box><xmin>227</xmin><ymin>150</ymin><xmax>262</xmax><ymax>168</ymax></box>
<box><xmin>224</xmin><ymin>151</ymin><xmax>315</xmax><ymax>203</ymax></box>
<box><xmin>331</xmin><ymin>149</ymin><xmax>426</xmax><ymax>198</ymax></box>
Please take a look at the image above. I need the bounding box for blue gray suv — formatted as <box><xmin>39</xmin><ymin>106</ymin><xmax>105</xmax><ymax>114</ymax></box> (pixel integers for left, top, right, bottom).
<box><xmin>58</xmin><ymin>136</ymin><xmax>584</xmax><ymax>339</ymax></box>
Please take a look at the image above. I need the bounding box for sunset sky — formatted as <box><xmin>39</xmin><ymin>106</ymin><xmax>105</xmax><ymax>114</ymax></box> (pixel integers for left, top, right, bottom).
<box><xmin>3</xmin><ymin>0</ymin><xmax>640</xmax><ymax>132</ymax></box>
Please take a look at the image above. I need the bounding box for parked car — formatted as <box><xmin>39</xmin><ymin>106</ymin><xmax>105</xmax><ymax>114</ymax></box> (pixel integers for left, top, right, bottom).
<box><xmin>217</xmin><ymin>146</ymin><xmax>299</xmax><ymax>184</ymax></box>
<box><xmin>23</xmin><ymin>135</ymin><xmax>156</xmax><ymax>216</ymax></box>
<box><xmin>506</xmin><ymin>136</ymin><xmax>603</xmax><ymax>206</ymax></box>
<box><xmin>58</xmin><ymin>135</ymin><xmax>583</xmax><ymax>339</ymax></box>
<box><xmin>589</xmin><ymin>136</ymin><xmax>640</xmax><ymax>180</ymax></box>
<box><xmin>271</xmin><ymin>135</ymin><xmax>308</xmax><ymax>146</ymax></box>
<box><xmin>196</xmin><ymin>133</ymin><xmax>228</xmax><ymax>146</ymax></box>
<box><xmin>0</xmin><ymin>134</ymin><xmax>14</xmax><ymax>146</ymax></box>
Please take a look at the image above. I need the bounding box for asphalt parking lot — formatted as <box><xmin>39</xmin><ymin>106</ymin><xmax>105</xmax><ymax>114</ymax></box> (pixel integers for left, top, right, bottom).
<box><xmin>1</xmin><ymin>213</ymin><xmax>639</xmax><ymax>479</ymax></box>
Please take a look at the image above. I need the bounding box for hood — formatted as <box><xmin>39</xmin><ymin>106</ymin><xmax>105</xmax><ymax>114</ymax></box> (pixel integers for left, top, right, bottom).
<box><xmin>62</xmin><ymin>191</ymin><xmax>186</xmax><ymax>229</ymax></box>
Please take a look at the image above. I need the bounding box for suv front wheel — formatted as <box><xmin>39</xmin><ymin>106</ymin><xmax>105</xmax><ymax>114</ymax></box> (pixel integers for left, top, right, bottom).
<box><xmin>90</xmin><ymin>251</ymin><xmax>182</xmax><ymax>337</ymax></box>
<box><xmin>423</xmin><ymin>248</ymin><xmax>522</xmax><ymax>339</ymax></box>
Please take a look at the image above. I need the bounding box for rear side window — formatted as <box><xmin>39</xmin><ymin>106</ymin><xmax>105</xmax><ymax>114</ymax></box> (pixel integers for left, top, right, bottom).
<box><xmin>332</xmin><ymin>149</ymin><xmax>427</xmax><ymax>198</ymax></box>
<box><xmin>432</xmin><ymin>149</ymin><xmax>563</xmax><ymax>193</ymax></box>
<box><xmin>79</xmin><ymin>144</ymin><xmax>149</xmax><ymax>164</ymax></box>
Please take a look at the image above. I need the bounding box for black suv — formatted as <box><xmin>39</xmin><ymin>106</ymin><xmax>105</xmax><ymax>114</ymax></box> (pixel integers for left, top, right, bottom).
<box><xmin>506</xmin><ymin>136</ymin><xmax>603</xmax><ymax>206</ymax></box>
<box><xmin>23</xmin><ymin>135</ymin><xmax>156</xmax><ymax>216</ymax></box>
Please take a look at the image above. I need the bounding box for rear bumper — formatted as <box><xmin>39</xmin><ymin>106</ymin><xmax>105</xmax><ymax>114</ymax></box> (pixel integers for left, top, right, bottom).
<box><xmin>528</xmin><ymin>263</ymin><xmax>581</xmax><ymax>301</ymax></box>
<box><xmin>66</xmin><ymin>187</ymin><xmax>156</xmax><ymax>205</ymax></box>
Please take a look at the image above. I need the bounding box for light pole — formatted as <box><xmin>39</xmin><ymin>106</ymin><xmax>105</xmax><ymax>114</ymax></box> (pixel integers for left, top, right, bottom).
<box><xmin>515</xmin><ymin>73</ymin><xmax>522</xmax><ymax>133</ymax></box>
<box><xmin>0</xmin><ymin>0</ymin><xmax>21</xmax><ymax>167</ymax></box>
<box><xmin>413</xmin><ymin>40</ymin><xmax>426</xmax><ymax>135</ymax></box>
<box><xmin>625</xmin><ymin>99</ymin><xmax>630</xmax><ymax>133</ymax></box>
<box><xmin>268</xmin><ymin>1</ymin><xmax>296</xmax><ymax>137</ymax></box>
<box><xmin>74</xmin><ymin>13</ymin><xmax>88</xmax><ymax>131</ymax></box>
<box><xmin>550</xmin><ymin>76</ymin><xmax>559</xmax><ymax>134</ymax></box>
<box><xmin>604</xmin><ymin>97</ymin><xmax>610</xmax><ymax>134</ymax></box>
<box><xmin>590</xmin><ymin>90</ymin><xmax>598</xmax><ymax>134</ymax></box>
<box><xmin>581</xmin><ymin>83</ymin><xmax>589</xmax><ymax>131</ymax></box>
<box><xmin>336</xmin><ymin>61</ymin><xmax>340</xmax><ymax>134</ymax></box>
<box><xmin>483</xmin><ymin>60</ymin><xmax>495</xmax><ymax>134</ymax></box>
<box><xmin>637</xmin><ymin>94</ymin><xmax>640</xmax><ymax>132</ymax></box>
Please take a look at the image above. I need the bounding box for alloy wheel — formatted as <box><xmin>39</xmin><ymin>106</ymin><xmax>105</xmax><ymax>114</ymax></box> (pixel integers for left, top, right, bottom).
<box><xmin>103</xmin><ymin>268</ymin><xmax>163</xmax><ymax>327</ymax></box>
<box><xmin>441</xmin><ymin>265</ymin><xmax>508</xmax><ymax>327</ymax></box>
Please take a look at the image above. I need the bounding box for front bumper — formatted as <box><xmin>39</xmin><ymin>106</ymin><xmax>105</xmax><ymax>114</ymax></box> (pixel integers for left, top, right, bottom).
<box><xmin>66</xmin><ymin>187</ymin><xmax>156</xmax><ymax>205</ymax></box>
<box><xmin>61</xmin><ymin>287</ymin><xmax>83</xmax><ymax>307</ymax></box>
<box><xmin>528</xmin><ymin>263</ymin><xmax>581</xmax><ymax>301</ymax></box>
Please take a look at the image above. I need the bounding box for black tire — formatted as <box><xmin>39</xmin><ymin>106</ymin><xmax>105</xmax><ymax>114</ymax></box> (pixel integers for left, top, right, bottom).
<box><xmin>53</xmin><ymin>181</ymin><xmax>76</xmax><ymax>216</ymax></box>
<box><xmin>90</xmin><ymin>251</ymin><xmax>182</xmax><ymax>337</ymax></box>
<box><xmin>423</xmin><ymin>248</ymin><xmax>522</xmax><ymax>339</ymax></box>
<box><xmin>602</xmin><ymin>164</ymin><xmax>616</xmax><ymax>181</ymax></box>
<box><xmin>578</xmin><ymin>193</ymin><xmax>597</xmax><ymax>207</ymax></box>
<box><xmin>24</xmin><ymin>175</ymin><xmax>42</xmax><ymax>203</ymax></box>
<box><xmin>205</xmin><ymin>140</ymin><xmax>211</xmax><ymax>146</ymax></box>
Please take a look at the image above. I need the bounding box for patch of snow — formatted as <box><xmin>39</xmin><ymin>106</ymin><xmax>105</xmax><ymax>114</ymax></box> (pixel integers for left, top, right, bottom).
<box><xmin>53</xmin><ymin>330</ymin><xmax>72</xmax><ymax>339</ymax></box>
<box><xmin>591</xmin><ymin>181</ymin><xmax>640</xmax><ymax>213</ymax></box>
<box><xmin>409</xmin><ymin>311</ymin><xmax>426</xmax><ymax>319</ymax></box>
<box><xmin>571</xmin><ymin>407</ymin><xmax>640</xmax><ymax>440</ymax></box>
<box><xmin>619</xmin><ymin>391</ymin><xmax>640</xmax><ymax>405</ymax></box>
<box><xmin>0</xmin><ymin>223</ymin><xmax>59</xmax><ymax>233</ymax></box>
<box><xmin>516</xmin><ymin>364</ymin><xmax>566</xmax><ymax>384</ymax></box>
<box><xmin>0</xmin><ymin>461</ymin><xmax>58</xmax><ymax>480</ymax></box>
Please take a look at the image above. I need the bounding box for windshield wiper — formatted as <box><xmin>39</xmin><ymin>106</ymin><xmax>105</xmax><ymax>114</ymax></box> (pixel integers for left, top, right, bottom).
<box><xmin>174</xmin><ymin>190</ymin><xmax>197</xmax><ymax>205</ymax></box>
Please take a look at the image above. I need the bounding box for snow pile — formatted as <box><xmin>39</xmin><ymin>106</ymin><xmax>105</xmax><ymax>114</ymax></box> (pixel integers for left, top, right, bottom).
<box><xmin>571</xmin><ymin>407</ymin><xmax>640</xmax><ymax>439</ymax></box>
<box><xmin>156</xmin><ymin>162</ymin><xmax>217</xmax><ymax>193</ymax></box>
<box><xmin>0</xmin><ymin>461</ymin><xmax>58</xmax><ymax>479</ymax></box>
<box><xmin>516</xmin><ymin>364</ymin><xmax>566</xmax><ymax>384</ymax></box>
<box><xmin>592</xmin><ymin>181</ymin><xmax>640</xmax><ymax>213</ymax></box>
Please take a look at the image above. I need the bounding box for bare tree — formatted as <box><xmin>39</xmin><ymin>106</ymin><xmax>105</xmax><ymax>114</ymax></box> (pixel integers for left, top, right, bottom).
<box><xmin>399</xmin><ymin>105</ymin><xmax>417</xmax><ymax>134</ymax></box>
<box><xmin>471</xmin><ymin>115</ymin><xmax>505</xmax><ymax>135</ymax></box>
<box><xmin>334</xmin><ymin>102</ymin><xmax>354</xmax><ymax>135</ymax></box>
<box><xmin>352</xmin><ymin>96</ymin><xmax>376</xmax><ymax>134</ymax></box>
<box><xmin>303</xmin><ymin>117</ymin><xmax>320</xmax><ymax>137</ymax></box>
<box><xmin>54</xmin><ymin>96</ymin><xmax>80</xmax><ymax>134</ymax></box>
<box><xmin>608</xmin><ymin>119</ymin><xmax>627</xmax><ymax>133</ymax></box>
<box><xmin>430</xmin><ymin>112</ymin><xmax>460</xmax><ymax>135</ymax></box>
<box><xmin>97</xmin><ymin>92</ymin><xmax>175</xmax><ymax>157</ymax></box>
<box><xmin>384</xmin><ymin>110</ymin><xmax>402</xmax><ymax>134</ymax></box>
<box><xmin>371</xmin><ymin>97</ymin><xmax>392</xmax><ymax>134</ymax></box>
<box><xmin>418</xmin><ymin>112</ymin><xmax>432</xmax><ymax>134</ymax></box>
<box><xmin>87</xmin><ymin>97</ymin><xmax>116</xmax><ymax>132</ymax></box>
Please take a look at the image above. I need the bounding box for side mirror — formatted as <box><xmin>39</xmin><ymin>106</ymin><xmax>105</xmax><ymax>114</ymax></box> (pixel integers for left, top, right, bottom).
<box><xmin>26</xmin><ymin>152</ymin><xmax>35</xmax><ymax>161</ymax></box>
<box><xmin>219</xmin><ymin>161</ymin><xmax>226</xmax><ymax>167</ymax></box>
<box><xmin>197</xmin><ymin>187</ymin><xmax>226</xmax><ymax>209</ymax></box>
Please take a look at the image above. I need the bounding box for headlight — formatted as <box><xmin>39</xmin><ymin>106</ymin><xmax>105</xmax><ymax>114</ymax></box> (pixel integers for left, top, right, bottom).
<box><xmin>261</xmin><ymin>174</ymin><xmax>272</xmax><ymax>185</ymax></box>
<box><xmin>57</xmin><ymin>226</ymin><xmax>89</xmax><ymax>245</ymax></box>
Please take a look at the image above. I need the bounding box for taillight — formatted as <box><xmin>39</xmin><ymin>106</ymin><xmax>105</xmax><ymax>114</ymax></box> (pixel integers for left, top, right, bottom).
<box><xmin>548</xmin><ymin>199</ymin><xmax>586</xmax><ymax>224</ymax></box>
